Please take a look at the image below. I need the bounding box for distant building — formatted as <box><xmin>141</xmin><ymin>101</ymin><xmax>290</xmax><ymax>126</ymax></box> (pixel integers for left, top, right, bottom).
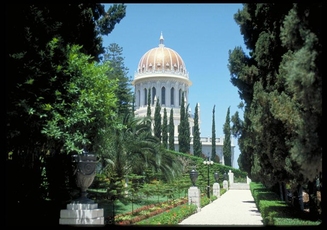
<box><xmin>132</xmin><ymin>33</ymin><xmax>234</xmax><ymax>166</ymax></box>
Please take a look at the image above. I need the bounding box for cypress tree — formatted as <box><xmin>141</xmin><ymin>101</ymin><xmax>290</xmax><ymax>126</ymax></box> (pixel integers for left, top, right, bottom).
<box><xmin>132</xmin><ymin>92</ymin><xmax>135</xmax><ymax>117</ymax></box>
<box><xmin>223</xmin><ymin>106</ymin><xmax>232</xmax><ymax>166</ymax></box>
<box><xmin>211</xmin><ymin>105</ymin><xmax>216</xmax><ymax>160</ymax></box>
<box><xmin>178</xmin><ymin>92</ymin><xmax>189</xmax><ymax>153</ymax></box>
<box><xmin>193</xmin><ymin>103</ymin><xmax>202</xmax><ymax>157</ymax></box>
<box><xmin>162</xmin><ymin>108</ymin><xmax>168</xmax><ymax>149</ymax></box>
<box><xmin>169</xmin><ymin>108</ymin><xmax>175</xmax><ymax>151</ymax></box>
<box><xmin>154</xmin><ymin>97</ymin><xmax>161</xmax><ymax>141</ymax></box>
<box><xmin>185</xmin><ymin>103</ymin><xmax>191</xmax><ymax>153</ymax></box>
<box><xmin>228</xmin><ymin>5</ymin><xmax>322</xmax><ymax>203</ymax></box>
<box><xmin>146</xmin><ymin>88</ymin><xmax>151</xmax><ymax>127</ymax></box>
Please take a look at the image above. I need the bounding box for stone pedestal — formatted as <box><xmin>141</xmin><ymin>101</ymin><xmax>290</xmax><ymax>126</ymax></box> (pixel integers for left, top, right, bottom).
<box><xmin>213</xmin><ymin>182</ymin><xmax>220</xmax><ymax>198</ymax></box>
<box><xmin>223</xmin><ymin>180</ymin><xmax>228</xmax><ymax>190</ymax></box>
<box><xmin>228</xmin><ymin>170</ymin><xmax>234</xmax><ymax>185</ymax></box>
<box><xmin>59</xmin><ymin>203</ymin><xmax>104</xmax><ymax>225</ymax></box>
<box><xmin>188</xmin><ymin>186</ymin><xmax>201</xmax><ymax>212</ymax></box>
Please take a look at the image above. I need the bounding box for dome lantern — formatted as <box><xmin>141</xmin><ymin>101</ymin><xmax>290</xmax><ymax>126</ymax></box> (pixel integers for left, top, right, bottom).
<box><xmin>159</xmin><ymin>31</ymin><xmax>164</xmax><ymax>47</ymax></box>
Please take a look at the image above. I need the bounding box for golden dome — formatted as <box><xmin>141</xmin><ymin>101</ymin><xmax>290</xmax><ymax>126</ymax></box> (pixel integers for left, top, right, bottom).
<box><xmin>136</xmin><ymin>33</ymin><xmax>188</xmax><ymax>77</ymax></box>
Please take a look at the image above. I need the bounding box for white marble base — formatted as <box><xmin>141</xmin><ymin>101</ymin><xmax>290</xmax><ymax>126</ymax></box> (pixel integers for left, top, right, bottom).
<box><xmin>59</xmin><ymin>203</ymin><xmax>104</xmax><ymax>225</ymax></box>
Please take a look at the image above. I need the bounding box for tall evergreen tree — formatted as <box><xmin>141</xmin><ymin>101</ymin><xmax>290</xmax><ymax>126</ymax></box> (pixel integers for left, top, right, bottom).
<box><xmin>154</xmin><ymin>97</ymin><xmax>161</xmax><ymax>141</ymax></box>
<box><xmin>231</xmin><ymin>106</ymin><xmax>246</xmax><ymax>169</ymax></box>
<box><xmin>193</xmin><ymin>103</ymin><xmax>202</xmax><ymax>157</ymax></box>
<box><xmin>211</xmin><ymin>105</ymin><xmax>216</xmax><ymax>160</ymax></box>
<box><xmin>132</xmin><ymin>92</ymin><xmax>135</xmax><ymax>117</ymax></box>
<box><xmin>162</xmin><ymin>108</ymin><xmax>168</xmax><ymax>149</ymax></box>
<box><xmin>102</xmin><ymin>43</ymin><xmax>133</xmax><ymax>117</ymax></box>
<box><xmin>228</xmin><ymin>3</ymin><xmax>322</xmax><ymax>201</ymax></box>
<box><xmin>185</xmin><ymin>103</ymin><xmax>191</xmax><ymax>153</ymax></box>
<box><xmin>146</xmin><ymin>88</ymin><xmax>152</xmax><ymax>127</ymax></box>
<box><xmin>169</xmin><ymin>108</ymin><xmax>175</xmax><ymax>151</ymax></box>
<box><xmin>178</xmin><ymin>92</ymin><xmax>189</xmax><ymax>153</ymax></box>
<box><xmin>223</xmin><ymin>106</ymin><xmax>232</xmax><ymax>166</ymax></box>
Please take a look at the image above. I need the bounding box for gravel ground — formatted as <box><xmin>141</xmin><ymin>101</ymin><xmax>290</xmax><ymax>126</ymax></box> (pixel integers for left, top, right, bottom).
<box><xmin>179</xmin><ymin>189</ymin><xmax>264</xmax><ymax>226</ymax></box>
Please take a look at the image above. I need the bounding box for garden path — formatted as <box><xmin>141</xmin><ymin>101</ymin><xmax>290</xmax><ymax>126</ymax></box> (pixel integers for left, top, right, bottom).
<box><xmin>179</xmin><ymin>189</ymin><xmax>264</xmax><ymax>226</ymax></box>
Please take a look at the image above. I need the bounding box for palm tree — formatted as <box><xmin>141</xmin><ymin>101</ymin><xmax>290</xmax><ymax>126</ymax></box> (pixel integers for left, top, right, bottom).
<box><xmin>100</xmin><ymin>113</ymin><xmax>183</xmax><ymax>201</ymax></box>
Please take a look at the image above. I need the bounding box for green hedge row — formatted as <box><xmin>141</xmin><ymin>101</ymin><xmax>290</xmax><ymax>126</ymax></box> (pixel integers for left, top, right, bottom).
<box><xmin>250</xmin><ymin>182</ymin><xmax>321</xmax><ymax>226</ymax></box>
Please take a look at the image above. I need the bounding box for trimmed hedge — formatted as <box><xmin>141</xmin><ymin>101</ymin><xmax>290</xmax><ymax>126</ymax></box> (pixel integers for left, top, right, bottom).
<box><xmin>250</xmin><ymin>182</ymin><xmax>321</xmax><ymax>226</ymax></box>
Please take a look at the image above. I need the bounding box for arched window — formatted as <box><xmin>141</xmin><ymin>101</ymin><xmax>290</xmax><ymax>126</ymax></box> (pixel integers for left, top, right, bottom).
<box><xmin>170</xmin><ymin>87</ymin><xmax>175</xmax><ymax>106</ymax></box>
<box><xmin>161</xmin><ymin>87</ymin><xmax>166</xmax><ymax>105</ymax></box>
<box><xmin>152</xmin><ymin>87</ymin><xmax>156</xmax><ymax>105</ymax></box>
<box><xmin>144</xmin><ymin>88</ymin><xmax>147</xmax><ymax>106</ymax></box>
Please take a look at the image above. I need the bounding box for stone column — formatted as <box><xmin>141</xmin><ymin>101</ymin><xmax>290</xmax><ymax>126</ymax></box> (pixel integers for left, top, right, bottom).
<box><xmin>213</xmin><ymin>182</ymin><xmax>220</xmax><ymax>198</ymax></box>
<box><xmin>188</xmin><ymin>186</ymin><xmax>201</xmax><ymax>212</ymax></box>
<box><xmin>228</xmin><ymin>170</ymin><xmax>234</xmax><ymax>185</ymax></box>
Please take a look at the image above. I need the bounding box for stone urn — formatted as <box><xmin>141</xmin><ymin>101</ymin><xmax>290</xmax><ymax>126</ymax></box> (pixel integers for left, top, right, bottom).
<box><xmin>190</xmin><ymin>169</ymin><xmax>199</xmax><ymax>187</ymax></box>
<box><xmin>72</xmin><ymin>151</ymin><xmax>99</xmax><ymax>204</ymax></box>
<box><xmin>214</xmin><ymin>172</ymin><xmax>219</xmax><ymax>183</ymax></box>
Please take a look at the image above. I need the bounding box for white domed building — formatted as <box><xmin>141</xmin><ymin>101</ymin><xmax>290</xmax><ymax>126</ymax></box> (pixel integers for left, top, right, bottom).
<box><xmin>132</xmin><ymin>33</ymin><xmax>234</xmax><ymax>166</ymax></box>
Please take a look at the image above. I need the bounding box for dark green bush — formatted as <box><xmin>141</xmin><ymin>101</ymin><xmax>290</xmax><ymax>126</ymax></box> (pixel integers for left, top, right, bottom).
<box><xmin>250</xmin><ymin>182</ymin><xmax>321</xmax><ymax>226</ymax></box>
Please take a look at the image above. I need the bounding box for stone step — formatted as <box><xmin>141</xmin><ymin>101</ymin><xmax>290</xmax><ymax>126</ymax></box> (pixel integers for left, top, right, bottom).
<box><xmin>229</xmin><ymin>183</ymin><xmax>250</xmax><ymax>190</ymax></box>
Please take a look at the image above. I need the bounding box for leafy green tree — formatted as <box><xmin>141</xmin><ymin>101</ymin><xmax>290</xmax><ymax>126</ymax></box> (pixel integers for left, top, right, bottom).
<box><xmin>162</xmin><ymin>108</ymin><xmax>168</xmax><ymax>149</ymax></box>
<box><xmin>223</xmin><ymin>106</ymin><xmax>232</xmax><ymax>166</ymax></box>
<box><xmin>154</xmin><ymin>97</ymin><xmax>162</xmax><ymax>141</ymax></box>
<box><xmin>6</xmin><ymin>3</ymin><xmax>126</xmax><ymax>225</ymax></box>
<box><xmin>169</xmin><ymin>108</ymin><xmax>175</xmax><ymax>151</ymax></box>
<box><xmin>6</xmin><ymin>3</ymin><xmax>125</xmax><ymax>159</ymax></box>
<box><xmin>42</xmin><ymin>43</ymin><xmax>118</xmax><ymax>153</ymax></box>
<box><xmin>193</xmin><ymin>103</ymin><xmax>202</xmax><ymax>157</ymax></box>
<box><xmin>211</xmin><ymin>105</ymin><xmax>216</xmax><ymax>160</ymax></box>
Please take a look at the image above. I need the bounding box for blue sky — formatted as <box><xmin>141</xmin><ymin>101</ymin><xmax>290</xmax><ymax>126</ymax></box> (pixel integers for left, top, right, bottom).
<box><xmin>102</xmin><ymin>3</ymin><xmax>248</xmax><ymax>168</ymax></box>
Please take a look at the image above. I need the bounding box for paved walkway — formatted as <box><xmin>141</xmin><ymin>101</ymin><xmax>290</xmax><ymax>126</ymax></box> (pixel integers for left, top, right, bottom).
<box><xmin>179</xmin><ymin>189</ymin><xmax>264</xmax><ymax>226</ymax></box>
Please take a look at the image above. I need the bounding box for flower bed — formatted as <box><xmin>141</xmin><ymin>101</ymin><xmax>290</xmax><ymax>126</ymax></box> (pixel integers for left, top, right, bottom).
<box><xmin>111</xmin><ymin>198</ymin><xmax>188</xmax><ymax>225</ymax></box>
<box><xmin>136</xmin><ymin>203</ymin><xmax>198</xmax><ymax>225</ymax></box>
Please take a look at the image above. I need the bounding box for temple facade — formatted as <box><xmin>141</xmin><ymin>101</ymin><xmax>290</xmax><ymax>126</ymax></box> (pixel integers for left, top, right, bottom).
<box><xmin>132</xmin><ymin>33</ymin><xmax>234</xmax><ymax>166</ymax></box>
